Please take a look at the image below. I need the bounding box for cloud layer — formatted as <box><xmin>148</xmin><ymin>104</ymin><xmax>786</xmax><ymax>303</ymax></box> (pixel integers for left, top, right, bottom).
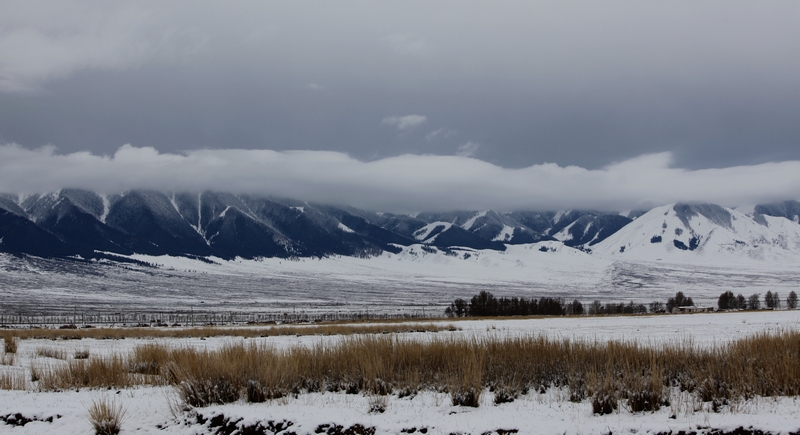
<box><xmin>381</xmin><ymin>115</ymin><xmax>427</xmax><ymax>130</ymax></box>
<box><xmin>2</xmin><ymin>2</ymin><xmax>799</xmax><ymax>171</ymax></box>
<box><xmin>2</xmin><ymin>144</ymin><xmax>798</xmax><ymax>212</ymax></box>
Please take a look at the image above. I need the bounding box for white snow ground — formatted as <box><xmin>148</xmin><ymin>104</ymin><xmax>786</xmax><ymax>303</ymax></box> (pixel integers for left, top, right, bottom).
<box><xmin>2</xmin><ymin>311</ymin><xmax>800</xmax><ymax>434</ymax></box>
<box><xmin>2</xmin><ymin>235</ymin><xmax>800</xmax><ymax>315</ymax></box>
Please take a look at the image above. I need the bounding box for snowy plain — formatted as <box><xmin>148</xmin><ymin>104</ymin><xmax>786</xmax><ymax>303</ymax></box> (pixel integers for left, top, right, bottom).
<box><xmin>2</xmin><ymin>239</ymin><xmax>800</xmax><ymax>317</ymax></box>
<box><xmin>2</xmin><ymin>310</ymin><xmax>800</xmax><ymax>434</ymax></box>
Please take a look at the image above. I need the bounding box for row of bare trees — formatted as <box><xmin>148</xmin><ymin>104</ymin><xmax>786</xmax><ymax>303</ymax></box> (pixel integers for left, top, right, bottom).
<box><xmin>718</xmin><ymin>290</ymin><xmax>798</xmax><ymax>311</ymax></box>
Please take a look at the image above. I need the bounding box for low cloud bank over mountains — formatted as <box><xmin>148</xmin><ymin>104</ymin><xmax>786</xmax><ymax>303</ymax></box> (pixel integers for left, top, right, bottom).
<box><xmin>2</xmin><ymin>144</ymin><xmax>800</xmax><ymax>213</ymax></box>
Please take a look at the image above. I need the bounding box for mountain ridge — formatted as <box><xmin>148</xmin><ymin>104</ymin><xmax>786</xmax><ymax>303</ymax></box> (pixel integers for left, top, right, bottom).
<box><xmin>1</xmin><ymin>189</ymin><xmax>799</xmax><ymax>263</ymax></box>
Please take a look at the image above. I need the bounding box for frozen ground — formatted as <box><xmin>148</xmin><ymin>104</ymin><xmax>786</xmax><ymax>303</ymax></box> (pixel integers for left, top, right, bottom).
<box><xmin>3</xmin><ymin>387</ymin><xmax>800</xmax><ymax>435</ymax></box>
<box><xmin>2</xmin><ymin>311</ymin><xmax>800</xmax><ymax>434</ymax></box>
<box><xmin>2</xmin><ymin>242</ymin><xmax>799</xmax><ymax>316</ymax></box>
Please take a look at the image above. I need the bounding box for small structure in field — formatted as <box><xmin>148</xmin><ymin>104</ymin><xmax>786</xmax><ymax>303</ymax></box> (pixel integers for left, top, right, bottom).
<box><xmin>672</xmin><ymin>306</ymin><xmax>714</xmax><ymax>314</ymax></box>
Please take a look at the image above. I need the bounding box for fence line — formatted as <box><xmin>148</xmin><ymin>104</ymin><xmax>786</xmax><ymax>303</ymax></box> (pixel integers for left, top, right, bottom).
<box><xmin>0</xmin><ymin>308</ymin><xmax>437</xmax><ymax>328</ymax></box>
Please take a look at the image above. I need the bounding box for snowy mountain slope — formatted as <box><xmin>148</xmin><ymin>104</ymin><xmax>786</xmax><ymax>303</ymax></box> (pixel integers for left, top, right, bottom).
<box><xmin>203</xmin><ymin>206</ymin><xmax>288</xmax><ymax>259</ymax></box>
<box><xmin>553</xmin><ymin>213</ymin><xmax>633</xmax><ymax>249</ymax></box>
<box><xmin>593</xmin><ymin>203</ymin><xmax>800</xmax><ymax>263</ymax></box>
<box><xmin>239</xmin><ymin>197</ymin><xmax>398</xmax><ymax>257</ymax></box>
<box><xmin>413</xmin><ymin>222</ymin><xmax>453</xmax><ymax>241</ymax></box>
<box><xmin>3</xmin><ymin>188</ymin><xmax>800</xmax><ymax>265</ymax></box>
<box><xmin>410</xmin><ymin>221</ymin><xmax>507</xmax><ymax>251</ymax></box>
<box><xmin>755</xmin><ymin>200</ymin><xmax>800</xmax><ymax>224</ymax></box>
<box><xmin>0</xmin><ymin>194</ymin><xmax>26</xmax><ymax>217</ymax></box>
<box><xmin>553</xmin><ymin>211</ymin><xmax>631</xmax><ymax>241</ymax></box>
<box><xmin>21</xmin><ymin>190</ymin><xmax>150</xmax><ymax>255</ymax></box>
<box><xmin>460</xmin><ymin>210</ymin><xmax>544</xmax><ymax>244</ymax></box>
<box><xmin>505</xmin><ymin>210</ymin><xmax>632</xmax><ymax>247</ymax></box>
<box><xmin>105</xmin><ymin>190</ymin><xmax>213</xmax><ymax>256</ymax></box>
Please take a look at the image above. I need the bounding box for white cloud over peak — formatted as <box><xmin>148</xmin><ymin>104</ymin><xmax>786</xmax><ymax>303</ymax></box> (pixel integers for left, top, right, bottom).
<box><xmin>425</xmin><ymin>128</ymin><xmax>456</xmax><ymax>142</ymax></box>
<box><xmin>1</xmin><ymin>144</ymin><xmax>799</xmax><ymax>213</ymax></box>
<box><xmin>456</xmin><ymin>142</ymin><xmax>480</xmax><ymax>158</ymax></box>
<box><xmin>381</xmin><ymin>115</ymin><xmax>427</xmax><ymax>130</ymax></box>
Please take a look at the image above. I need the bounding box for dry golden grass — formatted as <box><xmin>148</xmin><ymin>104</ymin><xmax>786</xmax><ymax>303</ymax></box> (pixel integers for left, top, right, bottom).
<box><xmin>35</xmin><ymin>346</ymin><xmax>67</xmax><ymax>360</ymax></box>
<box><xmin>0</xmin><ymin>370</ymin><xmax>26</xmax><ymax>390</ymax></box>
<box><xmin>3</xmin><ymin>334</ymin><xmax>17</xmax><ymax>354</ymax></box>
<box><xmin>2</xmin><ymin>322</ymin><xmax>455</xmax><ymax>341</ymax></box>
<box><xmin>87</xmin><ymin>396</ymin><xmax>126</xmax><ymax>435</ymax></box>
<box><xmin>9</xmin><ymin>329</ymin><xmax>800</xmax><ymax>413</ymax></box>
<box><xmin>0</xmin><ymin>353</ymin><xmax>13</xmax><ymax>366</ymax></box>
<box><xmin>37</xmin><ymin>356</ymin><xmax>139</xmax><ymax>391</ymax></box>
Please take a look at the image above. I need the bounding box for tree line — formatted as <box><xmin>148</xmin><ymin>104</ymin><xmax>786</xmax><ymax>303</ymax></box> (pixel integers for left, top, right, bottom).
<box><xmin>444</xmin><ymin>291</ymin><xmax>581</xmax><ymax>317</ymax></box>
<box><xmin>718</xmin><ymin>290</ymin><xmax>798</xmax><ymax>311</ymax></box>
<box><xmin>445</xmin><ymin>291</ymin><xmax>695</xmax><ymax>317</ymax></box>
<box><xmin>445</xmin><ymin>289</ymin><xmax>799</xmax><ymax>318</ymax></box>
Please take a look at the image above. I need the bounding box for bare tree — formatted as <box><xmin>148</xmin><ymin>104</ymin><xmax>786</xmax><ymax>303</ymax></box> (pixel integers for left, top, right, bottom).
<box><xmin>747</xmin><ymin>293</ymin><xmax>761</xmax><ymax>310</ymax></box>
<box><xmin>787</xmin><ymin>291</ymin><xmax>798</xmax><ymax>309</ymax></box>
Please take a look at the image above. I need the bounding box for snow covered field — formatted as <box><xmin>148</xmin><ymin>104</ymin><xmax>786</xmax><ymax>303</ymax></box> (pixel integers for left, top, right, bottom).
<box><xmin>2</xmin><ymin>310</ymin><xmax>800</xmax><ymax>434</ymax></box>
<box><xmin>2</xmin><ymin>241</ymin><xmax>799</xmax><ymax>316</ymax></box>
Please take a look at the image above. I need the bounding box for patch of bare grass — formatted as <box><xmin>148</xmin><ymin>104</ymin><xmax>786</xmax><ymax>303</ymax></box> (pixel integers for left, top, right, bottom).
<box><xmin>0</xmin><ymin>370</ymin><xmax>26</xmax><ymax>390</ymax></box>
<box><xmin>202</xmin><ymin>332</ymin><xmax>799</xmax><ymax>409</ymax></box>
<box><xmin>3</xmin><ymin>334</ymin><xmax>17</xmax><ymax>354</ymax></box>
<box><xmin>18</xmin><ymin>329</ymin><xmax>800</xmax><ymax>414</ymax></box>
<box><xmin>87</xmin><ymin>396</ymin><xmax>126</xmax><ymax>435</ymax></box>
<box><xmin>2</xmin><ymin>322</ymin><xmax>455</xmax><ymax>341</ymax></box>
<box><xmin>37</xmin><ymin>356</ymin><xmax>136</xmax><ymax>391</ymax></box>
<box><xmin>74</xmin><ymin>349</ymin><xmax>90</xmax><ymax>359</ymax></box>
<box><xmin>35</xmin><ymin>346</ymin><xmax>67</xmax><ymax>360</ymax></box>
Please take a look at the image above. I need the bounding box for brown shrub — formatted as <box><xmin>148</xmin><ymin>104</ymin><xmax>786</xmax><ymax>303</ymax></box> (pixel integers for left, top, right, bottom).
<box><xmin>17</xmin><ymin>328</ymin><xmax>800</xmax><ymax>415</ymax></box>
<box><xmin>87</xmin><ymin>397</ymin><xmax>126</xmax><ymax>435</ymax></box>
<box><xmin>3</xmin><ymin>334</ymin><xmax>17</xmax><ymax>354</ymax></box>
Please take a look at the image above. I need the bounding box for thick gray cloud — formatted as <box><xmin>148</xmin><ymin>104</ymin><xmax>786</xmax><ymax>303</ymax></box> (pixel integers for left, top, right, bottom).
<box><xmin>1</xmin><ymin>144</ymin><xmax>798</xmax><ymax>212</ymax></box>
<box><xmin>1</xmin><ymin>1</ymin><xmax>799</xmax><ymax>179</ymax></box>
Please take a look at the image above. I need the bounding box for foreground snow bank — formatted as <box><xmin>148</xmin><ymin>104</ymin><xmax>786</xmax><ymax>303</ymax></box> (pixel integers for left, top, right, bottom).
<box><xmin>1</xmin><ymin>387</ymin><xmax>800</xmax><ymax>434</ymax></box>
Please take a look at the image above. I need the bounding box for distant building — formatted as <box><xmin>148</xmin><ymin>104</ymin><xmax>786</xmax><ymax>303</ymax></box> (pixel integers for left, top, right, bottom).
<box><xmin>672</xmin><ymin>306</ymin><xmax>714</xmax><ymax>314</ymax></box>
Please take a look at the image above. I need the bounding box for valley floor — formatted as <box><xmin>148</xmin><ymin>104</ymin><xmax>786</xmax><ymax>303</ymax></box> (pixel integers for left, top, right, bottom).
<box><xmin>2</xmin><ymin>244</ymin><xmax>800</xmax><ymax>316</ymax></box>
<box><xmin>2</xmin><ymin>310</ymin><xmax>800</xmax><ymax>434</ymax></box>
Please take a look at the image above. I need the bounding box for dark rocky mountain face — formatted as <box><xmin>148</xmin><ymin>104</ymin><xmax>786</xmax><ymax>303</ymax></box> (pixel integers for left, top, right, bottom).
<box><xmin>555</xmin><ymin>214</ymin><xmax>633</xmax><ymax>248</ymax></box>
<box><xmin>105</xmin><ymin>191</ymin><xmax>213</xmax><ymax>256</ymax></box>
<box><xmin>508</xmin><ymin>210</ymin><xmax>632</xmax><ymax>249</ymax></box>
<box><xmin>0</xmin><ymin>194</ymin><xmax>27</xmax><ymax>217</ymax></box>
<box><xmin>673</xmin><ymin>203</ymin><xmax>733</xmax><ymax>231</ymax></box>
<box><xmin>0</xmin><ymin>209</ymin><xmax>81</xmax><ymax>258</ymax></box>
<box><xmin>755</xmin><ymin>200</ymin><xmax>800</xmax><ymax>223</ymax></box>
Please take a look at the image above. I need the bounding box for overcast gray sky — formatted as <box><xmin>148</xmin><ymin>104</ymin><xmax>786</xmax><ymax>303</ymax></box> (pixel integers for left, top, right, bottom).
<box><xmin>1</xmin><ymin>1</ymin><xmax>799</xmax><ymax>210</ymax></box>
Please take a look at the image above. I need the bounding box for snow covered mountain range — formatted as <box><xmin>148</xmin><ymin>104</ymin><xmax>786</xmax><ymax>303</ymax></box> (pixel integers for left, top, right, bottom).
<box><xmin>1</xmin><ymin>189</ymin><xmax>799</xmax><ymax>264</ymax></box>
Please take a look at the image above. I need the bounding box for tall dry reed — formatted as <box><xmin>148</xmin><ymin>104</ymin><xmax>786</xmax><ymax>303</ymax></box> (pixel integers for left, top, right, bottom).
<box><xmin>3</xmin><ymin>334</ymin><xmax>17</xmax><ymax>354</ymax></box>
<box><xmin>16</xmin><ymin>330</ymin><xmax>800</xmax><ymax>413</ymax></box>
<box><xmin>0</xmin><ymin>370</ymin><xmax>26</xmax><ymax>390</ymax></box>
<box><xmin>87</xmin><ymin>396</ymin><xmax>126</xmax><ymax>435</ymax></box>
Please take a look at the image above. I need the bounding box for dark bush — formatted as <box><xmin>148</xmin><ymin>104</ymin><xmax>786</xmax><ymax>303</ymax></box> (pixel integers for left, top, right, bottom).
<box><xmin>493</xmin><ymin>386</ymin><xmax>518</xmax><ymax>405</ymax></box>
<box><xmin>591</xmin><ymin>392</ymin><xmax>617</xmax><ymax>415</ymax></box>
<box><xmin>451</xmin><ymin>387</ymin><xmax>481</xmax><ymax>407</ymax></box>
